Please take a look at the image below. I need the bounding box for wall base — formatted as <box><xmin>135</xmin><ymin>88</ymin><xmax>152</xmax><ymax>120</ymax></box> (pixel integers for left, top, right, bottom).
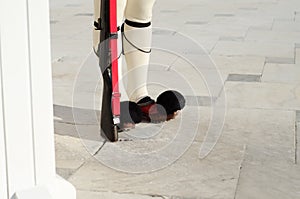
<box><xmin>12</xmin><ymin>175</ymin><xmax>76</xmax><ymax>199</ymax></box>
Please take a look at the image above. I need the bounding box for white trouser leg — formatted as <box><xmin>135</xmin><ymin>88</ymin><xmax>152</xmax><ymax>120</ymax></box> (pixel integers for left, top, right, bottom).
<box><xmin>123</xmin><ymin>0</ymin><xmax>156</xmax><ymax>102</ymax></box>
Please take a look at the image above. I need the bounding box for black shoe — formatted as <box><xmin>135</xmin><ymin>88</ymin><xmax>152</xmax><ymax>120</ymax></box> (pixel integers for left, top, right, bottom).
<box><xmin>137</xmin><ymin>90</ymin><xmax>185</xmax><ymax>123</ymax></box>
<box><xmin>119</xmin><ymin>101</ymin><xmax>142</xmax><ymax>131</ymax></box>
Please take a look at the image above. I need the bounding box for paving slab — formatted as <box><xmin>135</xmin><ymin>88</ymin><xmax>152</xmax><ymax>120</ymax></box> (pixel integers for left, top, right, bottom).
<box><xmin>296</xmin><ymin>13</ymin><xmax>300</xmax><ymax>22</ymax></box>
<box><xmin>296</xmin><ymin>110</ymin><xmax>300</xmax><ymax>122</ymax></box>
<box><xmin>273</xmin><ymin>17</ymin><xmax>295</xmax><ymax>22</ymax></box>
<box><xmin>184</xmin><ymin>96</ymin><xmax>217</xmax><ymax>107</ymax></box>
<box><xmin>148</xmin><ymin>61</ymin><xmax>226</xmax><ymax>97</ymax></box>
<box><xmin>52</xmin><ymin>60</ymin><xmax>83</xmax><ymax>84</ymax></box>
<box><xmin>214</xmin><ymin>14</ymin><xmax>235</xmax><ymax>17</ymax></box>
<box><xmin>296</xmin><ymin>48</ymin><xmax>300</xmax><ymax>64</ymax></box>
<box><xmin>111</xmin><ymin>105</ymin><xmax>207</xmax><ymax>144</ymax></box>
<box><xmin>172</xmin><ymin>29</ymin><xmax>219</xmax><ymax>53</ymax></box>
<box><xmin>297</xmin><ymin>122</ymin><xmax>300</xmax><ymax>165</ymax></box>
<box><xmin>235</xmin><ymin>151</ymin><xmax>300</xmax><ymax>199</ymax></box>
<box><xmin>260</xmin><ymin>1</ymin><xmax>297</xmax><ymax>19</ymax></box>
<box><xmin>228</xmin><ymin>107</ymin><xmax>299</xmax><ymax>198</ymax></box>
<box><xmin>180</xmin><ymin>9</ymin><xmax>213</xmax><ymax>24</ymax></box>
<box><xmin>219</xmin><ymin>36</ymin><xmax>244</xmax><ymax>41</ymax></box>
<box><xmin>152</xmin><ymin>3</ymin><xmax>186</xmax><ymax>31</ymax></box>
<box><xmin>185</xmin><ymin>21</ymin><xmax>208</xmax><ymax>25</ymax></box>
<box><xmin>245</xmin><ymin>30</ymin><xmax>300</xmax><ymax>43</ymax></box>
<box><xmin>227</xmin><ymin>74</ymin><xmax>261</xmax><ymax>82</ymax></box>
<box><xmin>50</xmin><ymin>5</ymin><xmax>84</xmax><ymax>21</ymax></box>
<box><xmin>224</xmin><ymin>82</ymin><xmax>300</xmax><ymax>110</ymax></box>
<box><xmin>296</xmin><ymin>111</ymin><xmax>300</xmax><ymax>164</ymax></box>
<box><xmin>218</xmin><ymin>108</ymin><xmax>296</xmax><ymax>168</ymax></box>
<box><xmin>53</xmin><ymin>84</ymin><xmax>102</xmax><ymax>110</ymax></box>
<box><xmin>265</xmin><ymin>57</ymin><xmax>295</xmax><ymax>64</ymax></box>
<box><xmin>49</xmin><ymin>0</ymin><xmax>91</xmax><ymax>10</ymax></box>
<box><xmin>53</xmin><ymin>53</ymin><xmax>103</xmax><ymax>109</ymax></box>
<box><xmin>50</xmin><ymin>38</ymin><xmax>92</xmax><ymax>62</ymax></box>
<box><xmin>295</xmin><ymin>43</ymin><xmax>300</xmax><ymax>48</ymax></box>
<box><xmin>244</xmin><ymin>14</ymin><xmax>274</xmax><ymax>26</ymax></box>
<box><xmin>235</xmin><ymin>145</ymin><xmax>299</xmax><ymax>199</ymax></box>
<box><xmin>69</xmin><ymin>140</ymin><xmax>244</xmax><ymax>199</ymax></box>
<box><xmin>238</xmin><ymin>7</ymin><xmax>258</xmax><ymax>11</ymax></box>
<box><xmin>55</xmin><ymin>134</ymin><xmax>100</xmax><ymax>179</ymax></box>
<box><xmin>211</xmin><ymin>55</ymin><xmax>265</xmax><ymax>75</ymax></box>
<box><xmin>248</xmin><ymin>22</ymin><xmax>273</xmax><ymax>31</ymax></box>
<box><xmin>222</xmin><ymin>108</ymin><xmax>295</xmax><ymax>140</ymax></box>
<box><xmin>54</xmin><ymin>121</ymin><xmax>103</xmax><ymax>142</ymax></box>
<box><xmin>211</xmin><ymin>41</ymin><xmax>294</xmax><ymax>58</ymax></box>
<box><xmin>152</xmin><ymin>33</ymin><xmax>207</xmax><ymax>55</ymax></box>
<box><xmin>150</xmin><ymin>49</ymin><xmax>179</xmax><ymax>67</ymax></box>
<box><xmin>67</xmin><ymin>107</ymin><xmax>298</xmax><ymax>198</ymax></box>
<box><xmin>50</xmin><ymin>15</ymin><xmax>92</xmax><ymax>40</ymax></box>
<box><xmin>199</xmin><ymin>23</ymin><xmax>248</xmax><ymax>39</ymax></box>
<box><xmin>152</xmin><ymin>17</ymin><xmax>184</xmax><ymax>32</ymax></box>
<box><xmin>77</xmin><ymin>190</ymin><xmax>166</xmax><ymax>199</ymax></box>
<box><xmin>53</xmin><ymin>86</ymin><xmax>76</xmax><ymax>107</ymax></box>
<box><xmin>272</xmin><ymin>21</ymin><xmax>300</xmax><ymax>32</ymax></box>
<box><xmin>54</xmin><ymin>104</ymin><xmax>105</xmax><ymax>177</ymax></box>
<box><xmin>54</xmin><ymin>105</ymin><xmax>297</xmax><ymax>198</ymax></box>
<box><xmin>262</xmin><ymin>63</ymin><xmax>300</xmax><ymax>84</ymax></box>
<box><xmin>178</xmin><ymin>11</ymin><xmax>251</xmax><ymax>37</ymax></box>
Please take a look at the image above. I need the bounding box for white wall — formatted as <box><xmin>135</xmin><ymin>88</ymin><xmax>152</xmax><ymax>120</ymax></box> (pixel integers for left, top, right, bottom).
<box><xmin>0</xmin><ymin>38</ymin><xmax>8</xmax><ymax>199</ymax></box>
<box><xmin>0</xmin><ymin>0</ymin><xmax>36</xmax><ymax>196</ymax></box>
<box><xmin>0</xmin><ymin>0</ymin><xmax>75</xmax><ymax>198</ymax></box>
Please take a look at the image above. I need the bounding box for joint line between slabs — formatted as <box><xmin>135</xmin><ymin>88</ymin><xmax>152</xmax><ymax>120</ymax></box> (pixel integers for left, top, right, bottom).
<box><xmin>295</xmin><ymin>122</ymin><xmax>298</xmax><ymax>165</ymax></box>
<box><xmin>94</xmin><ymin>140</ymin><xmax>107</xmax><ymax>156</ymax></box>
<box><xmin>233</xmin><ymin>144</ymin><xmax>247</xmax><ymax>199</ymax></box>
<box><xmin>294</xmin><ymin>44</ymin><xmax>297</xmax><ymax>64</ymax></box>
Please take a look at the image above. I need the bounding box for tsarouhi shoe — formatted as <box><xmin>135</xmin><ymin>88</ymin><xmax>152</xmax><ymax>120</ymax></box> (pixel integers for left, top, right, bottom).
<box><xmin>119</xmin><ymin>101</ymin><xmax>142</xmax><ymax>131</ymax></box>
<box><xmin>137</xmin><ymin>90</ymin><xmax>185</xmax><ymax>123</ymax></box>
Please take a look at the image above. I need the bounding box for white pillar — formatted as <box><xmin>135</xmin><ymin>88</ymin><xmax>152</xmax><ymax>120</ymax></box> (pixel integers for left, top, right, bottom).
<box><xmin>0</xmin><ymin>0</ymin><xmax>76</xmax><ymax>198</ymax></box>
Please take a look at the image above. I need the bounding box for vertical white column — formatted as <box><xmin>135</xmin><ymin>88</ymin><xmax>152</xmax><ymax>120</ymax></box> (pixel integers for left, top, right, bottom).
<box><xmin>0</xmin><ymin>0</ymin><xmax>36</xmax><ymax>196</ymax></box>
<box><xmin>0</xmin><ymin>38</ymin><xmax>8</xmax><ymax>199</ymax></box>
<box><xmin>0</xmin><ymin>0</ymin><xmax>76</xmax><ymax>198</ymax></box>
<box><xmin>26</xmin><ymin>0</ymin><xmax>56</xmax><ymax>184</ymax></box>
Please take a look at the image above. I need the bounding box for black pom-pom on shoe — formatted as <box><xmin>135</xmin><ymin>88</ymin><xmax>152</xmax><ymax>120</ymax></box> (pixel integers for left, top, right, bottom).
<box><xmin>156</xmin><ymin>90</ymin><xmax>185</xmax><ymax>115</ymax></box>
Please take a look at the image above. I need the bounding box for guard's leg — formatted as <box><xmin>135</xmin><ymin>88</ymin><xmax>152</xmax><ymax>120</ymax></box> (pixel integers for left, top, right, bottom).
<box><xmin>123</xmin><ymin>0</ymin><xmax>186</xmax><ymax>123</ymax></box>
<box><xmin>123</xmin><ymin>0</ymin><xmax>156</xmax><ymax>103</ymax></box>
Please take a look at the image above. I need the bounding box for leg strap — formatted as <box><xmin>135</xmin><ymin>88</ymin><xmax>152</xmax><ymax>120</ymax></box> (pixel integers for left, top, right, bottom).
<box><xmin>122</xmin><ymin>19</ymin><xmax>152</xmax><ymax>54</ymax></box>
<box><xmin>124</xmin><ymin>19</ymin><xmax>151</xmax><ymax>28</ymax></box>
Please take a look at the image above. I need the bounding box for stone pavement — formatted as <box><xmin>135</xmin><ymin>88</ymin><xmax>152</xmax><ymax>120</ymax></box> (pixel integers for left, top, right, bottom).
<box><xmin>50</xmin><ymin>0</ymin><xmax>300</xmax><ymax>198</ymax></box>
